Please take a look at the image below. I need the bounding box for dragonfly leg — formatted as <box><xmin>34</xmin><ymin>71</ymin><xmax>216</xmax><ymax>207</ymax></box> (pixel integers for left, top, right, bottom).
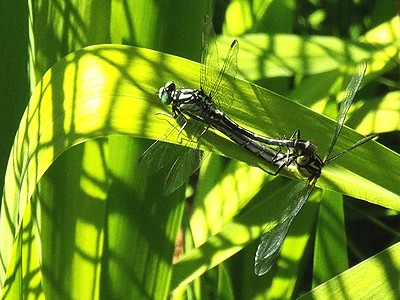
<box><xmin>260</xmin><ymin>168</ymin><xmax>280</xmax><ymax>176</ymax></box>
<box><xmin>154</xmin><ymin>111</ymin><xmax>188</xmax><ymax>140</ymax></box>
<box><xmin>155</xmin><ymin>111</ymin><xmax>174</xmax><ymax>119</ymax></box>
<box><xmin>177</xmin><ymin>116</ymin><xmax>188</xmax><ymax>137</ymax></box>
<box><xmin>197</xmin><ymin>124</ymin><xmax>211</xmax><ymax>140</ymax></box>
<box><xmin>258</xmin><ymin>150</ymin><xmax>297</xmax><ymax>176</ymax></box>
<box><xmin>276</xmin><ymin>155</ymin><xmax>296</xmax><ymax>175</ymax></box>
<box><xmin>289</xmin><ymin>129</ymin><xmax>301</xmax><ymax>140</ymax></box>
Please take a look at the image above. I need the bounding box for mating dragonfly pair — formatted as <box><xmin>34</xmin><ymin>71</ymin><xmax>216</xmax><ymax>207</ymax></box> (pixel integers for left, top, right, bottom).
<box><xmin>139</xmin><ymin>15</ymin><xmax>375</xmax><ymax>276</ymax></box>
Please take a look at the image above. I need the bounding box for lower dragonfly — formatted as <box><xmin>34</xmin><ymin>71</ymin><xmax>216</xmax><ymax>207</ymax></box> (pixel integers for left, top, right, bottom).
<box><xmin>254</xmin><ymin>58</ymin><xmax>377</xmax><ymax>276</ymax></box>
<box><xmin>139</xmin><ymin>16</ymin><xmax>292</xmax><ymax>195</ymax></box>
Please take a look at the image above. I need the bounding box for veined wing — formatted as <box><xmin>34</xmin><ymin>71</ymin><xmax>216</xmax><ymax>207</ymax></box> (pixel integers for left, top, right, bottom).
<box><xmin>254</xmin><ymin>178</ymin><xmax>316</xmax><ymax>276</ymax></box>
<box><xmin>138</xmin><ymin>113</ymin><xmax>204</xmax><ymax>196</ymax></box>
<box><xmin>254</xmin><ymin>59</ymin><xmax>371</xmax><ymax>276</ymax></box>
<box><xmin>210</xmin><ymin>40</ymin><xmax>239</xmax><ymax>110</ymax></box>
<box><xmin>201</xmin><ymin>15</ymin><xmax>219</xmax><ymax>96</ymax></box>
<box><xmin>201</xmin><ymin>15</ymin><xmax>239</xmax><ymax>110</ymax></box>
<box><xmin>323</xmin><ymin>59</ymin><xmax>367</xmax><ymax>162</ymax></box>
<box><xmin>139</xmin><ymin>16</ymin><xmax>237</xmax><ymax>196</ymax></box>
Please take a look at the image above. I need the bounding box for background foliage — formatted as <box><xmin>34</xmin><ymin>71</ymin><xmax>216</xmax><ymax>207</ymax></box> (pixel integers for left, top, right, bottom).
<box><xmin>0</xmin><ymin>0</ymin><xmax>399</xmax><ymax>299</ymax></box>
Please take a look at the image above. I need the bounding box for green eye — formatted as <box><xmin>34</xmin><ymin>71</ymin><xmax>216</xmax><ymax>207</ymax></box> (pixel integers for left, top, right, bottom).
<box><xmin>160</xmin><ymin>91</ymin><xmax>171</xmax><ymax>104</ymax></box>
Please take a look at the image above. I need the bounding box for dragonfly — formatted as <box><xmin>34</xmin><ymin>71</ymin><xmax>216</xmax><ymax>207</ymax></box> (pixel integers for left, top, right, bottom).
<box><xmin>139</xmin><ymin>15</ymin><xmax>291</xmax><ymax>195</ymax></box>
<box><xmin>254</xmin><ymin>58</ymin><xmax>377</xmax><ymax>276</ymax></box>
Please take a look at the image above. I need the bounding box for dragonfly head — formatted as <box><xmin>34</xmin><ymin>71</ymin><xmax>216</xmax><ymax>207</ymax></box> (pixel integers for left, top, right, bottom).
<box><xmin>293</xmin><ymin>140</ymin><xmax>323</xmax><ymax>178</ymax></box>
<box><xmin>158</xmin><ymin>81</ymin><xmax>176</xmax><ymax>105</ymax></box>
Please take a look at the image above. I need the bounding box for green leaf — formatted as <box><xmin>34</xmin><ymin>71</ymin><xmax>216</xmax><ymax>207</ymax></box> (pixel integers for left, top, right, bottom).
<box><xmin>313</xmin><ymin>191</ymin><xmax>348</xmax><ymax>286</ymax></box>
<box><xmin>299</xmin><ymin>242</ymin><xmax>400</xmax><ymax>299</ymax></box>
<box><xmin>1</xmin><ymin>44</ymin><xmax>399</xmax><ymax>296</ymax></box>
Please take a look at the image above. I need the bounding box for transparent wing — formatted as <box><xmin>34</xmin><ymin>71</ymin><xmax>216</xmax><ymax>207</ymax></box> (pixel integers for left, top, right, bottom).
<box><xmin>139</xmin><ymin>16</ymin><xmax>228</xmax><ymax>196</ymax></box>
<box><xmin>138</xmin><ymin>115</ymin><xmax>184</xmax><ymax>173</ymax></box>
<box><xmin>201</xmin><ymin>15</ymin><xmax>239</xmax><ymax>110</ymax></box>
<box><xmin>138</xmin><ymin>114</ymin><xmax>205</xmax><ymax>196</ymax></box>
<box><xmin>323</xmin><ymin>59</ymin><xmax>367</xmax><ymax>161</ymax></box>
<box><xmin>254</xmin><ymin>178</ymin><xmax>316</xmax><ymax>276</ymax></box>
<box><xmin>210</xmin><ymin>40</ymin><xmax>239</xmax><ymax>110</ymax></box>
<box><xmin>164</xmin><ymin>145</ymin><xmax>203</xmax><ymax>196</ymax></box>
<box><xmin>201</xmin><ymin>15</ymin><xmax>219</xmax><ymax>96</ymax></box>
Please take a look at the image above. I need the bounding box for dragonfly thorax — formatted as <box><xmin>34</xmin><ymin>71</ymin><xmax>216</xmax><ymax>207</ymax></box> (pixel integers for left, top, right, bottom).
<box><xmin>159</xmin><ymin>81</ymin><xmax>217</xmax><ymax>119</ymax></box>
<box><xmin>292</xmin><ymin>140</ymin><xmax>323</xmax><ymax>178</ymax></box>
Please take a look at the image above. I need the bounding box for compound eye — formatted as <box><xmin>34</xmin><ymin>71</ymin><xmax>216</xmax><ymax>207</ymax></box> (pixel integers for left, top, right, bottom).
<box><xmin>158</xmin><ymin>81</ymin><xmax>176</xmax><ymax>105</ymax></box>
<box><xmin>165</xmin><ymin>81</ymin><xmax>176</xmax><ymax>92</ymax></box>
<box><xmin>305</xmin><ymin>141</ymin><xmax>317</xmax><ymax>156</ymax></box>
<box><xmin>159</xmin><ymin>89</ymin><xmax>172</xmax><ymax>104</ymax></box>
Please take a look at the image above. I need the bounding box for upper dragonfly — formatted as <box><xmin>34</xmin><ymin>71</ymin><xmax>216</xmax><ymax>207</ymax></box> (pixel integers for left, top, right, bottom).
<box><xmin>140</xmin><ymin>15</ymin><xmax>290</xmax><ymax>195</ymax></box>
<box><xmin>254</xmin><ymin>58</ymin><xmax>377</xmax><ymax>276</ymax></box>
